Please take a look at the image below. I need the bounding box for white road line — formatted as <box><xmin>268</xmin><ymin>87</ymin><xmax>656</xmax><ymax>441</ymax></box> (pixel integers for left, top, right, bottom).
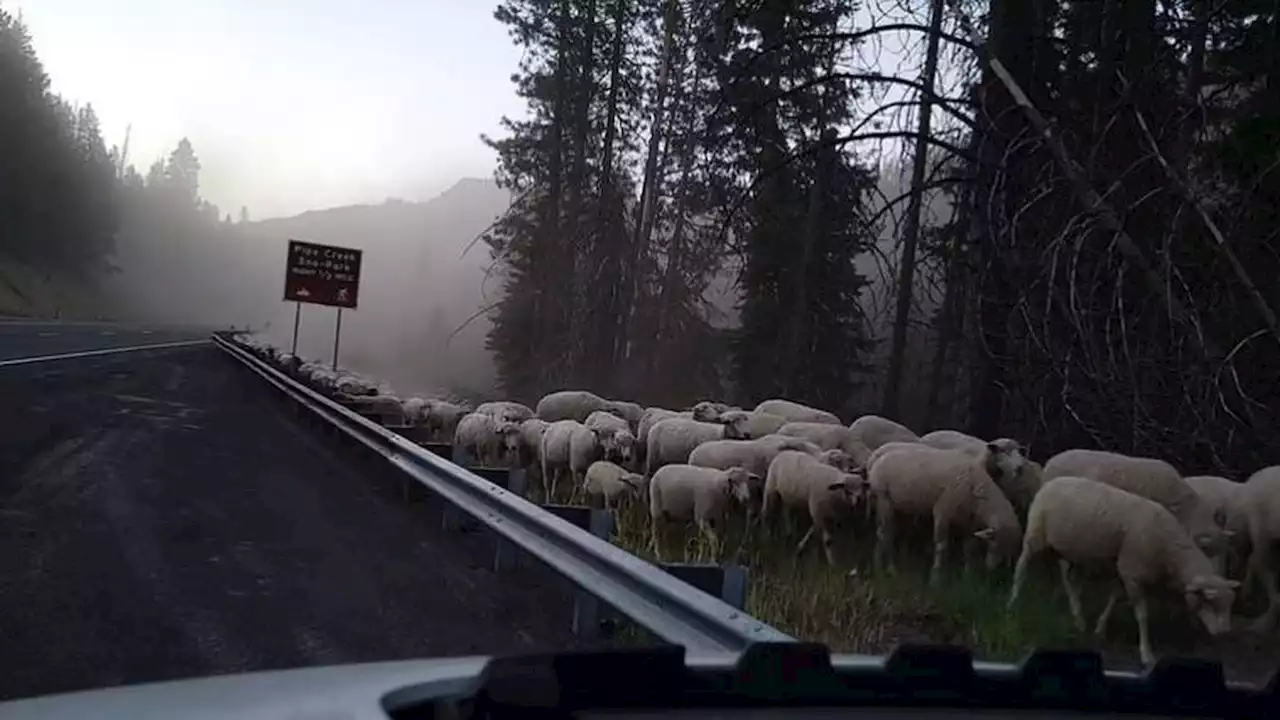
<box><xmin>0</xmin><ymin>339</ymin><xmax>210</xmax><ymax>367</ymax></box>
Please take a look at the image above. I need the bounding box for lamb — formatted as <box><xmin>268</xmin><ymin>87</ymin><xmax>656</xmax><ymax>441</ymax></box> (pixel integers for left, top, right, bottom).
<box><xmin>1240</xmin><ymin>466</ymin><xmax>1280</xmax><ymax>630</ymax></box>
<box><xmin>690</xmin><ymin>401</ymin><xmax>741</xmax><ymax>423</ymax></box>
<box><xmin>715</xmin><ymin>410</ymin><xmax>789</xmax><ymax>440</ymax></box>
<box><xmin>848</xmin><ymin>415</ymin><xmax>920</xmax><ymax>451</ymax></box>
<box><xmin>645</xmin><ymin>417</ymin><xmax>735</xmax><ymax>475</ymax></box>
<box><xmin>582</xmin><ymin>460</ymin><xmax>646</xmax><ymax>510</ymax></box>
<box><xmin>535</xmin><ymin>390</ymin><xmax>610</xmax><ymax>422</ymax></box>
<box><xmin>776</xmin><ymin>422</ymin><xmax>872</xmax><ymax>466</ymax></box>
<box><xmin>584</xmin><ymin>410</ymin><xmax>637</xmax><ymax>465</ymax></box>
<box><xmin>1007</xmin><ymin>476</ymin><xmax>1239</xmax><ymax>667</ymax></box>
<box><xmin>753</xmin><ymin>398</ymin><xmax>842</xmax><ymax>425</ymax></box>
<box><xmin>454</xmin><ymin>412</ymin><xmax>506</xmax><ymax>467</ymax></box>
<box><xmin>648</xmin><ymin>464</ymin><xmax>756</xmax><ymax>561</ymax></box>
<box><xmin>1041</xmin><ymin>449</ymin><xmax>1229</xmax><ymax>559</ymax></box>
<box><xmin>1184</xmin><ymin>475</ymin><xmax>1251</xmax><ymax>577</ymax></box>
<box><xmin>762</xmin><ymin>450</ymin><xmax>868</xmax><ymax>566</ymax></box>
<box><xmin>868</xmin><ymin>445</ymin><xmax>1023</xmax><ymax>586</ymax></box>
<box><xmin>475</xmin><ymin>401</ymin><xmax>535</xmax><ymax>423</ymax></box>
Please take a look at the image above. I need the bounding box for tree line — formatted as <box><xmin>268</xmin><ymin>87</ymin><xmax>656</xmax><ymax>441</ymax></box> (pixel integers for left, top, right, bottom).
<box><xmin>483</xmin><ymin>0</ymin><xmax>1279</xmax><ymax>474</ymax></box>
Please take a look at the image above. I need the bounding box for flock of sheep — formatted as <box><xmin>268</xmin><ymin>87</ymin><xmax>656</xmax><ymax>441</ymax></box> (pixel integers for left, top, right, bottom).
<box><xmin>235</xmin><ymin>333</ymin><xmax>1279</xmax><ymax>667</ymax></box>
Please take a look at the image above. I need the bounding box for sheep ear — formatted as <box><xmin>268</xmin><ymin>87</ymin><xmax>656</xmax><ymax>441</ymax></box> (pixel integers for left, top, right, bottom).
<box><xmin>973</xmin><ymin>527</ymin><xmax>995</xmax><ymax>540</ymax></box>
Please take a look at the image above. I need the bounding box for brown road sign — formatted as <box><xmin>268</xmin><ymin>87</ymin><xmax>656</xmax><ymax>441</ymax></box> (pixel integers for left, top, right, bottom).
<box><xmin>283</xmin><ymin>239</ymin><xmax>363</xmax><ymax>309</ymax></box>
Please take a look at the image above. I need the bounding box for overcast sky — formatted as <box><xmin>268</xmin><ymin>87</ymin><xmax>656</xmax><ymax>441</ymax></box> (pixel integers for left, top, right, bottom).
<box><xmin>10</xmin><ymin>0</ymin><xmax>524</xmax><ymax>219</ymax></box>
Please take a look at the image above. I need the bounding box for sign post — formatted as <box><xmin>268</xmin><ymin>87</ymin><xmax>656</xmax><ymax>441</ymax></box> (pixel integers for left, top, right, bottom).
<box><xmin>290</xmin><ymin>302</ymin><xmax>301</xmax><ymax>355</ymax></box>
<box><xmin>282</xmin><ymin>239</ymin><xmax>363</xmax><ymax>368</ymax></box>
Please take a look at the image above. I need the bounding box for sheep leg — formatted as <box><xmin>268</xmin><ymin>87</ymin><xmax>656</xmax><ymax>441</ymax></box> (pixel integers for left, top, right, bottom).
<box><xmin>1094</xmin><ymin>583</ymin><xmax>1122</xmax><ymax>637</ymax></box>
<box><xmin>1058</xmin><ymin>560</ymin><xmax>1087</xmax><ymax>633</ymax></box>
<box><xmin>1006</xmin><ymin>538</ymin><xmax>1040</xmax><ymax>610</ymax></box>
<box><xmin>795</xmin><ymin>525</ymin><xmax>816</xmax><ymax>558</ymax></box>
<box><xmin>649</xmin><ymin>515</ymin><xmax>666</xmax><ymax>562</ymax></box>
<box><xmin>1123</xmin><ymin>578</ymin><xmax>1155</xmax><ymax>667</ymax></box>
<box><xmin>874</xmin><ymin>501</ymin><xmax>896</xmax><ymax>576</ymax></box>
<box><xmin>698</xmin><ymin>518</ymin><xmax>723</xmax><ymax>563</ymax></box>
<box><xmin>929</xmin><ymin>511</ymin><xmax>950</xmax><ymax>588</ymax></box>
<box><xmin>820</xmin><ymin>526</ymin><xmax>839</xmax><ymax>567</ymax></box>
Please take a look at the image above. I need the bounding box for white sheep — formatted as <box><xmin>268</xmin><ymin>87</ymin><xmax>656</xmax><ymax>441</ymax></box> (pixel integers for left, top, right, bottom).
<box><xmin>475</xmin><ymin>400</ymin><xmax>534</xmax><ymax>423</ymax></box>
<box><xmin>454</xmin><ymin>412</ymin><xmax>506</xmax><ymax>467</ymax></box>
<box><xmin>868</xmin><ymin>445</ymin><xmax>1023</xmax><ymax>586</ymax></box>
<box><xmin>762</xmin><ymin>450</ymin><xmax>868</xmax><ymax>566</ymax></box>
<box><xmin>1183</xmin><ymin>475</ymin><xmax>1251</xmax><ymax>577</ymax></box>
<box><xmin>645</xmin><ymin>417</ymin><xmax>733</xmax><ymax>475</ymax></box>
<box><xmin>686</xmin><ymin>434</ymin><xmax>823</xmax><ymax>518</ymax></box>
<box><xmin>585</xmin><ymin>410</ymin><xmax>637</xmax><ymax>466</ymax></box>
<box><xmin>582</xmin><ymin>460</ymin><xmax>646</xmax><ymax>510</ymax></box>
<box><xmin>848</xmin><ymin>415</ymin><xmax>920</xmax><ymax>451</ymax></box>
<box><xmin>423</xmin><ymin>400</ymin><xmax>470</xmax><ymax>442</ymax></box>
<box><xmin>402</xmin><ymin>397</ymin><xmax>429</xmax><ymax>424</ymax></box>
<box><xmin>1041</xmin><ymin>449</ymin><xmax>1229</xmax><ymax>559</ymax></box>
<box><xmin>918</xmin><ymin>430</ymin><xmax>1037</xmax><ymax>515</ymax></box>
<box><xmin>690</xmin><ymin>401</ymin><xmax>741</xmax><ymax>423</ymax></box>
<box><xmin>753</xmin><ymin>398</ymin><xmax>841</xmax><ymax>425</ymax></box>
<box><xmin>1008</xmin><ymin>475</ymin><xmax>1239</xmax><ymax>667</ymax></box>
<box><xmin>1240</xmin><ymin>466</ymin><xmax>1280</xmax><ymax>630</ymax></box>
<box><xmin>506</xmin><ymin>417</ymin><xmax>550</xmax><ymax>476</ymax></box>
<box><xmin>535</xmin><ymin>390</ymin><xmax>609</xmax><ymax>422</ymax></box>
<box><xmin>715</xmin><ymin>410</ymin><xmax>789</xmax><ymax>439</ymax></box>
<box><xmin>603</xmin><ymin>400</ymin><xmax>644</xmax><ymax>431</ymax></box>
<box><xmin>538</xmin><ymin>420</ymin><xmax>583</xmax><ymax>500</ymax></box>
<box><xmin>648</xmin><ymin>464</ymin><xmax>756</xmax><ymax>561</ymax></box>
<box><xmin>776</xmin><ymin>422</ymin><xmax>872</xmax><ymax>466</ymax></box>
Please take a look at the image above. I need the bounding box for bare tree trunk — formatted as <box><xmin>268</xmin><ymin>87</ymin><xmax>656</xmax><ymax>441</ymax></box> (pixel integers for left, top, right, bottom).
<box><xmin>541</xmin><ymin>0</ymin><xmax>572</xmax><ymax>388</ymax></box>
<box><xmin>881</xmin><ymin>0</ymin><xmax>945</xmax><ymax>422</ymax></box>
<box><xmin>925</xmin><ymin>185</ymin><xmax>972</xmax><ymax>419</ymax></box>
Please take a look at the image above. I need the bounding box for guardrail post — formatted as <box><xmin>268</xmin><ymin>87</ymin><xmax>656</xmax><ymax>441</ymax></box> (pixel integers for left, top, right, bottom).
<box><xmin>443</xmin><ymin>466</ymin><xmax>514</xmax><ymax>532</ymax></box>
<box><xmin>541</xmin><ymin>505</ymin><xmax>615</xmax><ymax>640</ymax></box>
<box><xmin>659</xmin><ymin>563</ymin><xmax>749</xmax><ymax>610</ymax></box>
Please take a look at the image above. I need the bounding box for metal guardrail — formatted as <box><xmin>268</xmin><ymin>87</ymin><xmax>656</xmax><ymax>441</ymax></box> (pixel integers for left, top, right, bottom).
<box><xmin>212</xmin><ymin>332</ymin><xmax>795</xmax><ymax>656</ymax></box>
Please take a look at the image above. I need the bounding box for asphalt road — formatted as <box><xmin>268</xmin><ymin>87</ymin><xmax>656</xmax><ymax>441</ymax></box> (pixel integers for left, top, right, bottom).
<box><xmin>0</xmin><ymin>333</ymin><xmax>584</xmax><ymax>702</ymax></box>
<box><xmin>0</xmin><ymin>318</ymin><xmax>211</xmax><ymax>362</ymax></box>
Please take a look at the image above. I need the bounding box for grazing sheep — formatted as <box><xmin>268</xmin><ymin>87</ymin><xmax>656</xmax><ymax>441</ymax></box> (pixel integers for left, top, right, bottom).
<box><xmin>865</xmin><ymin>441</ymin><xmax>935</xmax><ymax>472</ymax></box>
<box><xmin>715</xmin><ymin>410</ymin><xmax>789</xmax><ymax>440</ymax></box>
<box><xmin>636</xmin><ymin>407</ymin><xmax>693</xmax><ymax>468</ymax></box>
<box><xmin>919</xmin><ymin>431</ymin><xmax>1037</xmax><ymax>515</ymax></box>
<box><xmin>424</xmin><ymin>400</ymin><xmax>470</xmax><ymax>442</ymax></box>
<box><xmin>1184</xmin><ymin>475</ymin><xmax>1251</xmax><ymax>577</ymax></box>
<box><xmin>691</xmin><ymin>401</ymin><xmax>741</xmax><ymax>423</ymax></box>
<box><xmin>753</xmin><ymin>399</ymin><xmax>842</xmax><ymax>425</ymax></box>
<box><xmin>868</xmin><ymin>445</ymin><xmax>1023</xmax><ymax>586</ymax></box>
<box><xmin>777</xmin><ymin>422</ymin><xmax>872</xmax><ymax>466</ymax></box>
<box><xmin>1240</xmin><ymin>466</ymin><xmax>1280</xmax><ymax>630</ymax></box>
<box><xmin>585</xmin><ymin>410</ymin><xmax>637</xmax><ymax>465</ymax></box>
<box><xmin>536</xmin><ymin>390</ymin><xmax>610</xmax><ymax>422</ymax></box>
<box><xmin>1008</xmin><ymin>476</ymin><xmax>1239</xmax><ymax>667</ymax></box>
<box><xmin>402</xmin><ymin>397</ymin><xmax>429</xmax><ymax>424</ymax></box>
<box><xmin>582</xmin><ymin>460</ymin><xmax>646</xmax><ymax>510</ymax></box>
<box><xmin>567</xmin><ymin>423</ymin><xmax>609</xmax><ymax>500</ymax></box>
<box><xmin>687</xmin><ymin>435</ymin><xmax>824</xmax><ymax>517</ymax></box>
<box><xmin>539</xmin><ymin>420</ymin><xmax>585</xmax><ymax>499</ymax></box>
<box><xmin>762</xmin><ymin>450</ymin><xmax>868</xmax><ymax>566</ymax></box>
<box><xmin>455</xmin><ymin>412</ymin><xmax>505</xmax><ymax>467</ymax></box>
<box><xmin>506</xmin><ymin>417</ymin><xmax>550</xmax><ymax>477</ymax></box>
<box><xmin>848</xmin><ymin>415</ymin><xmax>920</xmax><ymax>451</ymax></box>
<box><xmin>475</xmin><ymin>401</ymin><xmax>534</xmax><ymax>423</ymax></box>
<box><xmin>1042</xmin><ymin>449</ymin><xmax>1229</xmax><ymax>560</ymax></box>
<box><xmin>648</xmin><ymin>464</ymin><xmax>756</xmax><ymax>561</ymax></box>
<box><xmin>645</xmin><ymin>418</ymin><xmax>731</xmax><ymax>475</ymax></box>
<box><xmin>603</xmin><ymin>400</ymin><xmax>644</xmax><ymax>431</ymax></box>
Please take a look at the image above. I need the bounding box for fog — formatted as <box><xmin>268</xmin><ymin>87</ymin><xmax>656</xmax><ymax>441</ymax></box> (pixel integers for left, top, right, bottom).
<box><xmin>107</xmin><ymin>178</ymin><xmax>512</xmax><ymax>398</ymax></box>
